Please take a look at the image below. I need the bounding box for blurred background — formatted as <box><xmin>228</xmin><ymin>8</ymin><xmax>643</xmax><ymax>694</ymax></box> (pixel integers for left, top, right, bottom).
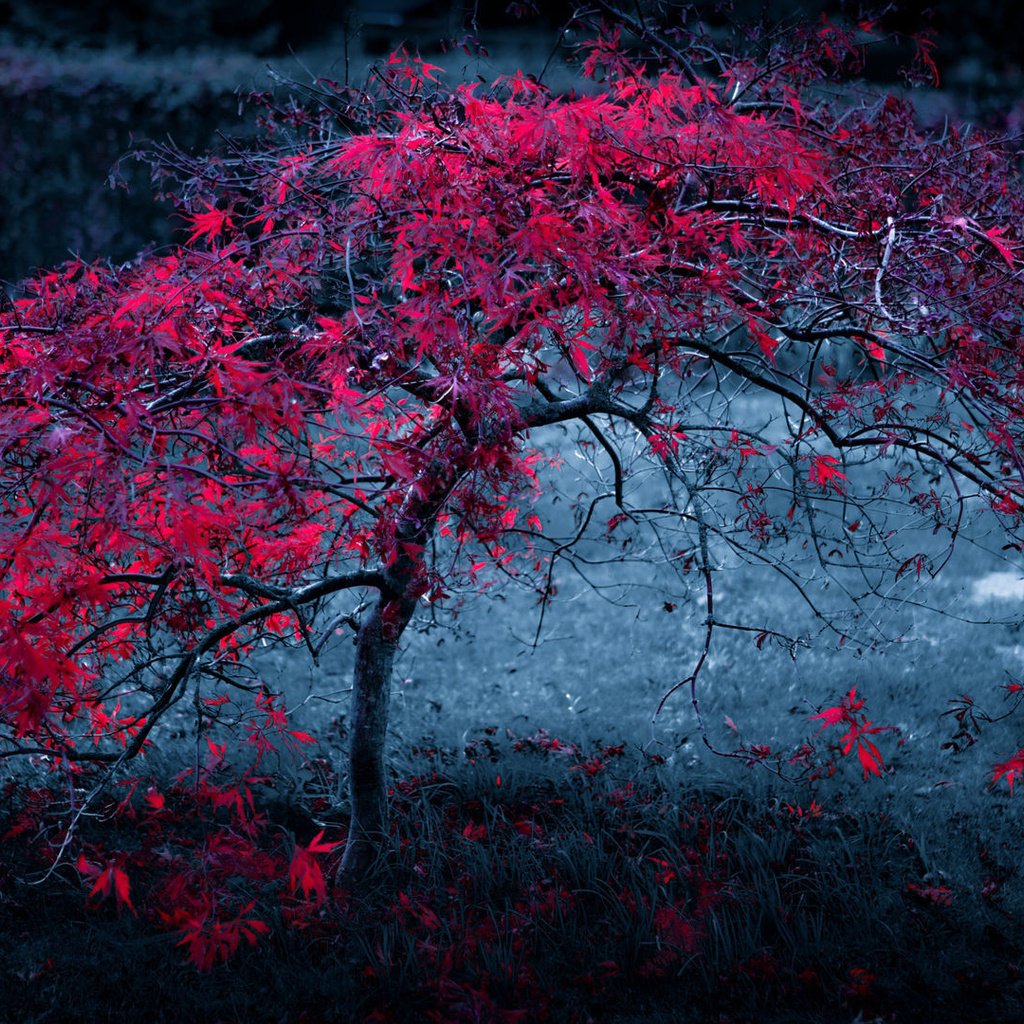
<box><xmin>1</xmin><ymin>0</ymin><xmax>1021</xmax><ymax>287</ymax></box>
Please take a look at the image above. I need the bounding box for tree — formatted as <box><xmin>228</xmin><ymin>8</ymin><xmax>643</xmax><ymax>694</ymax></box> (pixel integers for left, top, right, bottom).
<box><xmin>1</xmin><ymin>12</ymin><xmax>1022</xmax><ymax>883</ymax></box>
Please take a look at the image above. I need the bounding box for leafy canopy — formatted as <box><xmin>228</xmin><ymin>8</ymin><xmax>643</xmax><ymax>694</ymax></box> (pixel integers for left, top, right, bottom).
<box><xmin>1</xmin><ymin>20</ymin><xmax>1023</xmax><ymax>786</ymax></box>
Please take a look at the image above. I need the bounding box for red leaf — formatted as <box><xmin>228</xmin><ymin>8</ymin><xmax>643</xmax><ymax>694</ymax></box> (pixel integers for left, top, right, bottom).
<box><xmin>288</xmin><ymin>846</ymin><xmax>327</xmax><ymax>904</ymax></box>
<box><xmin>807</xmin><ymin>455</ymin><xmax>846</xmax><ymax>491</ymax></box>
<box><xmin>569</xmin><ymin>341</ymin><xmax>592</xmax><ymax>382</ymax></box>
<box><xmin>751</xmin><ymin>326</ymin><xmax>778</xmax><ymax>363</ymax></box>
<box><xmin>87</xmin><ymin>863</ymin><xmax>135</xmax><ymax>915</ymax></box>
<box><xmin>305</xmin><ymin>829</ymin><xmax>339</xmax><ymax>855</ymax></box>
<box><xmin>984</xmin><ymin>225</ymin><xmax>1016</xmax><ymax>269</ymax></box>
<box><xmin>144</xmin><ymin>786</ymin><xmax>166</xmax><ymax>812</ymax></box>
<box><xmin>810</xmin><ymin>687</ymin><xmax>863</xmax><ymax>729</ymax></box>
<box><xmin>112</xmin><ymin>866</ymin><xmax>134</xmax><ymax>913</ymax></box>
<box><xmin>907</xmin><ymin>882</ymin><xmax>954</xmax><ymax>907</ymax></box>
<box><xmin>858</xmin><ymin>336</ymin><xmax>886</xmax><ymax>363</ymax></box>
<box><xmin>462</xmin><ymin>821</ymin><xmax>487</xmax><ymax>841</ymax></box>
<box><xmin>186</xmin><ymin>203</ymin><xmax>232</xmax><ymax>245</ymax></box>
<box><xmin>992</xmin><ymin>749</ymin><xmax>1024</xmax><ymax>794</ymax></box>
<box><xmin>895</xmin><ymin>554</ymin><xmax>926</xmax><ymax>581</ymax></box>
<box><xmin>855</xmin><ymin>736</ymin><xmax>885</xmax><ymax>778</ymax></box>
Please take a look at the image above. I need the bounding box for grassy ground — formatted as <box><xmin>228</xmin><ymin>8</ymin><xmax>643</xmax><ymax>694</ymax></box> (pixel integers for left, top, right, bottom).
<box><xmin>3</xmin><ymin>731</ymin><xmax>1023</xmax><ymax>1024</ymax></box>
<box><xmin>293</xmin><ymin>499</ymin><xmax>1024</xmax><ymax>908</ymax></box>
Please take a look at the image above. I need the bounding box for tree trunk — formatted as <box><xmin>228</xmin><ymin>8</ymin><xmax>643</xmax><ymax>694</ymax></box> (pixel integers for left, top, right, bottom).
<box><xmin>336</xmin><ymin>592</ymin><xmax>415</xmax><ymax>881</ymax></box>
<box><xmin>335</xmin><ymin>462</ymin><xmax>454</xmax><ymax>883</ymax></box>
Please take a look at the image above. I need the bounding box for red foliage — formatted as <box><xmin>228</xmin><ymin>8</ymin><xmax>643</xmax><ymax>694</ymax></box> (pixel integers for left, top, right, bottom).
<box><xmin>77</xmin><ymin>855</ymin><xmax>135</xmax><ymax>915</ymax></box>
<box><xmin>991</xmin><ymin>749</ymin><xmax>1024</xmax><ymax>794</ymax></box>
<box><xmin>288</xmin><ymin>830</ymin><xmax>339</xmax><ymax>904</ymax></box>
<box><xmin>810</xmin><ymin>687</ymin><xmax>896</xmax><ymax>778</ymax></box>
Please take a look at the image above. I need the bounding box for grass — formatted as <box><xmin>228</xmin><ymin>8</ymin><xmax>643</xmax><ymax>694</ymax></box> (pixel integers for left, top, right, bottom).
<box><xmin>2</xmin><ymin>725</ymin><xmax>1024</xmax><ymax>1023</ymax></box>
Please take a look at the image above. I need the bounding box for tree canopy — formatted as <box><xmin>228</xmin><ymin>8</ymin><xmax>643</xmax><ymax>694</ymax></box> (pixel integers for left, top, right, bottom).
<box><xmin>2</xmin><ymin>15</ymin><xmax>1023</xmax><ymax>882</ymax></box>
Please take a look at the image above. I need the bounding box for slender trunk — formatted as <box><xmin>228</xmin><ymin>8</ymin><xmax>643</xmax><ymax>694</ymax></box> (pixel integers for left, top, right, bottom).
<box><xmin>335</xmin><ymin>459</ymin><xmax>454</xmax><ymax>883</ymax></box>
<box><xmin>336</xmin><ymin>592</ymin><xmax>415</xmax><ymax>881</ymax></box>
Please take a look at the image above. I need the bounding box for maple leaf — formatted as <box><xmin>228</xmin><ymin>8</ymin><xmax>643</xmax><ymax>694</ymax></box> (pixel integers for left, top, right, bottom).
<box><xmin>143</xmin><ymin>786</ymin><xmax>166</xmax><ymax>812</ymax></box>
<box><xmin>305</xmin><ymin>828</ymin><xmax>340</xmax><ymax>855</ymax></box>
<box><xmin>906</xmin><ymin>882</ymin><xmax>954</xmax><ymax>907</ymax></box>
<box><xmin>991</xmin><ymin>749</ymin><xmax>1024</xmax><ymax>794</ymax></box>
<box><xmin>983</xmin><ymin>225</ymin><xmax>1016</xmax><ymax>269</ymax></box>
<box><xmin>462</xmin><ymin>821</ymin><xmax>487</xmax><ymax>841</ymax></box>
<box><xmin>810</xmin><ymin>687</ymin><xmax>864</xmax><ymax>729</ymax></box>
<box><xmin>653</xmin><ymin>906</ymin><xmax>698</xmax><ymax>952</ymax></box>
<box><xmin>808</xmin><ymin>455</ymin><xmax>847</xmax><ymax>491</ymax></box>
<box><xmin>895</xmin><ymin>554</ymin><xmax>926</xmax><ymax>581</ymax></box>
<box><xmin>841</xmin><ymin>722</ymin><xmax>887</xmax><ymax>778</ymax></box>
<box><xmin>992</xmin><ymin>491</ymin><xmax>1022</xmax><ymax>516</ymax></box>
<box><xmin>288</xmin><ymin>830</ymin><xmax>338</xmax><ymax>904</ymax></box>
<box><xmin>79</xmin><ymin>857</ymin><xmax>136</xmax><ymax>915</ymax></box>
<box><xmin>564</xmin><ymin>328</ymin><xmax>596</xmax><ymax>382</ymax></box>
<box><xmin>858</xmin><ymin>335</ymin><xmax>886</xmax><ymax>363</ymax></box>
<box><xmin>288</xmin><ymin>847</ymin><xmax>325</xmax><ymax>903</ymax></box>
<box><xmin>750</xmin><ymin>325</ymin><xmax>779</xmax><ymax>362</ymax></box>
<box><xmin>186</xmin><ymin>203</ymin><xmax>232</xmax><ymax>245</ymax></box>
<box><xmin>413</xmin><ymin>57</ymin><xmax>445</xmax><ymax>83</ymax></box>
<box><xmin>811</xmin><ymin>689</ymin><xmax>891</xmax><ymax>777</ymax></box>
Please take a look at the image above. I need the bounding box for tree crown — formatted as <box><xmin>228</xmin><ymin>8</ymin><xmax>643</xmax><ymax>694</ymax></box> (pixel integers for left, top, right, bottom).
<box><xmin>1</xmin><ymin>17</ymin><xmax>1022</xmax><ymax>776</ymax></box>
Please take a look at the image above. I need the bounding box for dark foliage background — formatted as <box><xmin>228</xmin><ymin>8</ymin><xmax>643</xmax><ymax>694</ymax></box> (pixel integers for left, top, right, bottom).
<box><xmin>1</xmin><ymin>1</ymin><xmax>1021</xmax><ymax>287</ymax></box>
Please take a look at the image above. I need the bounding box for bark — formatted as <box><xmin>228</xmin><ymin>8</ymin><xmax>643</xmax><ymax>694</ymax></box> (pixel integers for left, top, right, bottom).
<box><xmin>336</xmin><ymin>591</ymin><xmax>415</xmax><ymax>881</ymax></box>
<box><xmin>335</xmin><ymin>487</ymin><xmax>446</xmax><ymax>881</ymax></box>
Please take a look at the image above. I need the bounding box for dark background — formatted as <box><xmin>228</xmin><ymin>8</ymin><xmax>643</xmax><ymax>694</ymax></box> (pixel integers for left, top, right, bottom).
<box><xmin>2</xmin><ymin>0</ymin><xmax>1022</xmax><ymax>61</ymax></box>
<box><xmin>1</xmin><ymin>1</ymin><xmax>1020</xmax><ymax>286</ymax></box>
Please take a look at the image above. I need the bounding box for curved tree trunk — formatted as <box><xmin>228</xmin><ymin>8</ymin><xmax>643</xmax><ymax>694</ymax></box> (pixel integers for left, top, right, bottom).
<box><xmin>336</xmin><ymin>591</ymin><xmax>415</xmax><ymax>881</ymax></box>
